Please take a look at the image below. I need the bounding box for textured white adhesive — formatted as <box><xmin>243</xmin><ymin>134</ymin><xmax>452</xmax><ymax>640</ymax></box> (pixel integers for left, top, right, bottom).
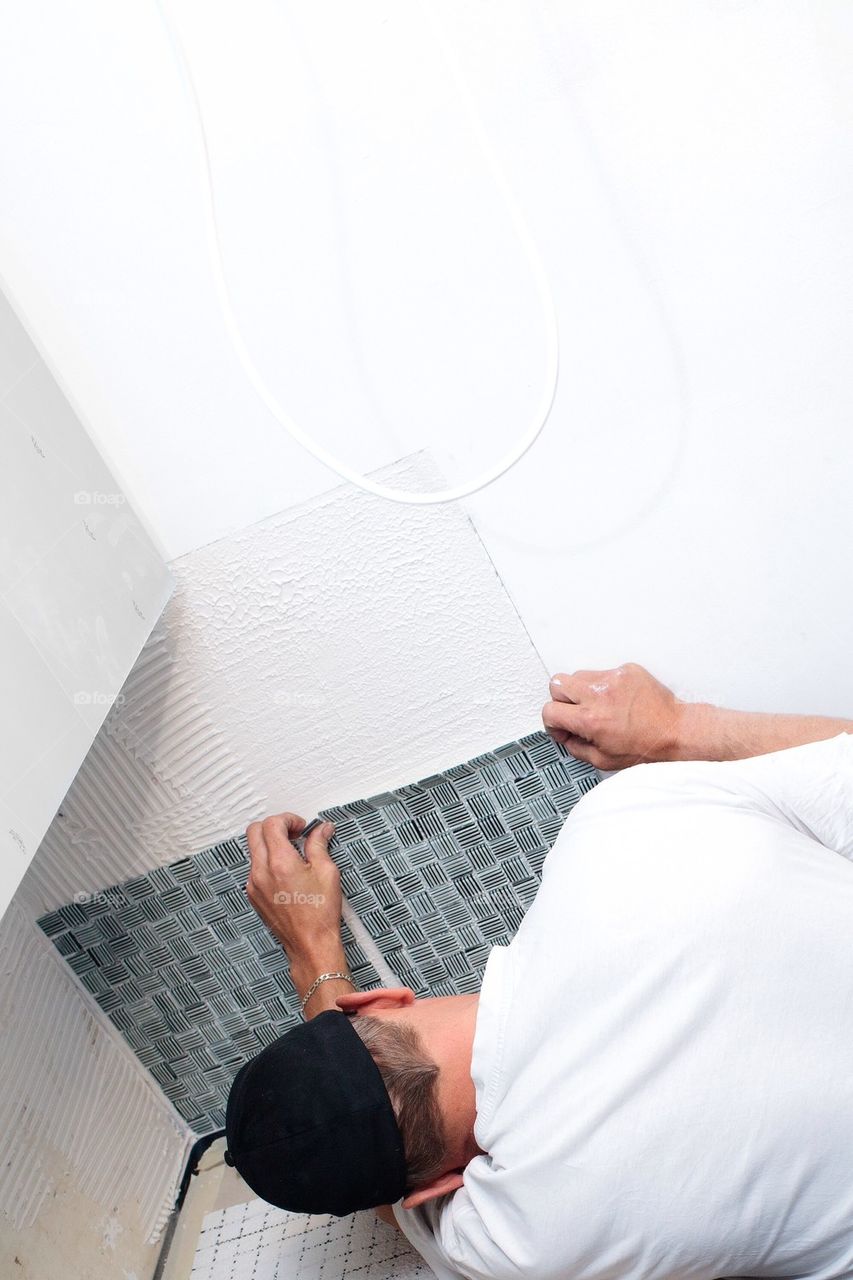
<box><xmin>0</xmin><ymin>903</ymin><xmax>190</xmax><ymax>1244</ymax></box>
<box><xmin>19</xmin><ymin>630</ymin><xmax>266</xmax><ymax>915</ymax></box>
<box><xmin>23</xmin><ymin>453</ymin><xmax>547</xmax><ymax>915</ymax></box>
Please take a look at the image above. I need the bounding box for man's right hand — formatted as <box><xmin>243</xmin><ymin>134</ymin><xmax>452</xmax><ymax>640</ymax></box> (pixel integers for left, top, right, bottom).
<box><xmin>543</xmin><ymin>662</ymin><xmax>853</xmax><ymax>768</ymax></box>
<box><xmin>245</xmin><ymin>814</ymin><xmax>350</xmax><ymax>1014</ymax></box>
<box><xmin>542</xmin><ymin>663</ymin><xmax>683</xmax><ymax>771</ymax></box>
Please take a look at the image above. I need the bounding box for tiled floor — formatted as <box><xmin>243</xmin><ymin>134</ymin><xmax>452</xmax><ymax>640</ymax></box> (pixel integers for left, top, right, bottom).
<box><xmin>188</xmin><ymin>1198</ymin><xmax>434</xmax><ymax>1280</ymax></box>
<box><xmin>160</xmin><ymin>1142</ymin><xmax>435</xmax><ymax>1280</ymax></box>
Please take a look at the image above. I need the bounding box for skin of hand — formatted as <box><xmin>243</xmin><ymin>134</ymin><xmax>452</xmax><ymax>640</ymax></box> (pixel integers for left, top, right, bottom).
<box><xmin>542</xmin><ymin>662</ymin><xmax>683</xmax><ymax>770</ymax></box>
<box><xmin>245</xmin><ymin>813</ymin><xmax>350</xmax><ymax>1009</ymax></box>
<box><xmin>544</xmin><ymin>662</ymin><xmax>853</xmax><ymax>767</ymax></box>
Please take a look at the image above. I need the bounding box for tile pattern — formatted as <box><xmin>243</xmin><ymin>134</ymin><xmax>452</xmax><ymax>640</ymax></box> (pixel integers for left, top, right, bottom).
<box><xmin>323</xmin><ymin>732</ymin><xmax>599</xmax><ymax>998</ymax></box>
<box><xmin>37</xmin><ymin>840</ymin><xmax>380</xmax><ymax>1133</ymax></box>
<box><xmin>38</xmin><ymin>732</ymin><xmax>599</xmax><ymax>1133</ymax></box>
<box><xmin>190</xmin><ymin>1198</ymin><xmax>435</xmax><ymax>1280</ymax></box>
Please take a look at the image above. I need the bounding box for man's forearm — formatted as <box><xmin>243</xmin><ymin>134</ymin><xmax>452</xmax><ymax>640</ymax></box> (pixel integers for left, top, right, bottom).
<box><xmin>289</xmin><ymin>937</ymin><xmax>353</xmax><ymax>1018</ymax></box>
<box><xmin>244</xmin><ymin>814</ymin><xmax>353</xmax><ymax>1018</ymax></box>
<box><xmin>674</xmin><ymin>702</ymin><xmax>853</xmax><ymax>763</ymax></box>
<box><xmin>543</xmin><ymin>664</ymin><xmax>853</xmax><ymax>772</ymax></box>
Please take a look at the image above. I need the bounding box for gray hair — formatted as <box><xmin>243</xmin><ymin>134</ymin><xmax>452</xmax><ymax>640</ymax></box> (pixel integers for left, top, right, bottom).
<box><xmin>349</xmin><ymin>1014</ymin><xmax>447</xmax><ymax>1190</ymax></box>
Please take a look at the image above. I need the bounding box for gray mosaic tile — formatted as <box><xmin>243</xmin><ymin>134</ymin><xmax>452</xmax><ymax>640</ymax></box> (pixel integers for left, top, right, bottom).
<box><xmin>38</xmin><ymin>731</ymin><xmax>599</xmax><ymax>1133</ymax></box>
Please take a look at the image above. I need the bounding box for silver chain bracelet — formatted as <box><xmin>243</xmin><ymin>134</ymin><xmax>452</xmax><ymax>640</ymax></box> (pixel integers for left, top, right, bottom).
<box><xmin>299</xmin><ymin>970</ymin><xmax>355</xmax><ymax>1015</ymax></box>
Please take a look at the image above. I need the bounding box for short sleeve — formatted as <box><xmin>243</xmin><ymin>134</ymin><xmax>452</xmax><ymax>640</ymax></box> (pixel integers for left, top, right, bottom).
<box><xmin>709</xmin><ymin>732</ymin><xmax>853</xmax><ymax>860</ymax></box>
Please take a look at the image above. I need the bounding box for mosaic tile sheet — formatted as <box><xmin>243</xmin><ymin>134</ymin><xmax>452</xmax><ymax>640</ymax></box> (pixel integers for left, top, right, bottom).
<box><xmin>321</xmin><ymin>732</ymin><xmax>599</xmax><ymax>998</ymax></box>
<box><xmin>190</xmin><ymin>1198</ymin><xmax>434</xmax><ymax>1280</ymax></box>
<box><xmin>38</xmin><ymin>732</ymin><xmax>599</xmax><ymax>1132</ymax></box>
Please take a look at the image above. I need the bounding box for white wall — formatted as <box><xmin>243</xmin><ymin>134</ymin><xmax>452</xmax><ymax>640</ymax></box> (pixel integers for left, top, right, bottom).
<box><xmin>0</xmin><ymin>283</ymin><xmax>173</xmax><ymax>914</ymax></box>
<box><xmin>2</xmin><ymin>1</ymin><xmax>852</xmax><ymax>718</ymax></box>
<box><xmin>0</xmin><ymin>286</ymin><xmax>186</xmax><ymax>1280</ymax></box>
<box><xmin>2</xmin><ymin>7</ymin><xmax>852</xmax><ymax>1277</ymax></box>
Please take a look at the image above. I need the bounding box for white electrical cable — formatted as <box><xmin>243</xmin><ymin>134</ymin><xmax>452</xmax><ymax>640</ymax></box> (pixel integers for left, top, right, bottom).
<box><xmin>155</xmin><ymin>2</ymin><xmax>560</xmax><ymax>505</ymax></box>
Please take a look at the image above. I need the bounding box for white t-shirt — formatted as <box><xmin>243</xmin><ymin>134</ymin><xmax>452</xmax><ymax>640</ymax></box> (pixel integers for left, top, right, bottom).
<box><xmin>394</xmin><ymin>735</ymin><xmax>853</xmax><ymax>1280</ymax></box>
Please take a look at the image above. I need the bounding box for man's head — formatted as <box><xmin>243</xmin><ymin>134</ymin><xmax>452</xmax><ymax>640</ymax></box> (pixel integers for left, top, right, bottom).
<box><xmin>224</xmin><ymin>986</ymin><xmax>480</xmax><ymax>1216</ymax></box>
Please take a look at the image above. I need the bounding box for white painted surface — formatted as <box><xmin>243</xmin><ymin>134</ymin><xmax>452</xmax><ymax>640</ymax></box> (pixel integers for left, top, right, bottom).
<box><xmin>21</xmin><ymin>454</ymin><xmax>547</xmax><ymax>915</ymax></box>
<box><xmin>2</xmin><ymin>1</ymin><xmax>852</xmax><ymax>721</ymax></box>
<box><xmin>0</xmin><ymin>283</ymin><xmax>173</xmax><ymax>919</ymax></box>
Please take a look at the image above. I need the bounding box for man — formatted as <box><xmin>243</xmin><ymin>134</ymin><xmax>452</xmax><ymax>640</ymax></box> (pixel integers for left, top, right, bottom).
<box><xmin>225</xmin><ymin>663</ymin><xmax>853</xmax><ymax>1279</ymax></box>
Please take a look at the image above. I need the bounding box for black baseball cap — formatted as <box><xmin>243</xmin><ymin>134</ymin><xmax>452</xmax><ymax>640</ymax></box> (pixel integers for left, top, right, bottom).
<box><xmin>224</xmin><ymin>1010</ymin><xmax>407</xmax><ymax>1215</ymax></box>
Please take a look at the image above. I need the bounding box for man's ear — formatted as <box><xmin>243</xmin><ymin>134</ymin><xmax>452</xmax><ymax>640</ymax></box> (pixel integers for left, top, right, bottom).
<box><xmin>336</xmin><ymin>987</ymin><xmax>416</xmax><ymax>1014</ymax></box>
<box><xmin>401</xmin><ymin>1170</ymin><xmax>465</xmax><ymax>1208</ymax></box>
